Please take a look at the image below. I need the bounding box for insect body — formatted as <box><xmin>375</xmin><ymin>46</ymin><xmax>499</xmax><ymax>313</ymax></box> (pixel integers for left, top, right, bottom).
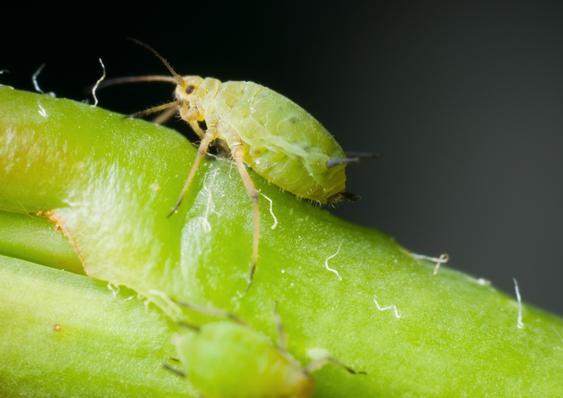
<box><xmin>163</xmin><ymin>300</ymin><xmax>364</xmax><ymax>397</ymax></box>
<box><xmin>103</xmin><ymin>40</ymin><xmax>363</xmax><ymax>288</ymax></box>
<box><xmin>175</xmin><ymin>77</ymin><xmax>348</xmax><ymax>203</ymax></box>
<box><xmin>173</xmin><ymin>75</ymin><xmax>353</xmax><ymax>288</ymax></box>
<box><xmin>173</xmin><ymin>321</ymin><xmax>313</xmax><ymax>398</ymax></box>
<box><xmin>171</xmin><ymin>319</ymin><xmax>363</xmax><ymax>398</ymax></box>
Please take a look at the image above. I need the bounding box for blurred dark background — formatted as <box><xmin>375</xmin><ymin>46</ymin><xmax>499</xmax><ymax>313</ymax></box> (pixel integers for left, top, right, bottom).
<box><xmin>2</xmin><ymin>2</ymin><xmax>562</xmax><ymax>314</ymax></box>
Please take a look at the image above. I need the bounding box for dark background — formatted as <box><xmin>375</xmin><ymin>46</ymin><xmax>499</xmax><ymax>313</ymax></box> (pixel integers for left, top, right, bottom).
<box><xmin>3</xmin><ymin>2</ymin><xmax>562</xmax><ymax>314</ymax></box>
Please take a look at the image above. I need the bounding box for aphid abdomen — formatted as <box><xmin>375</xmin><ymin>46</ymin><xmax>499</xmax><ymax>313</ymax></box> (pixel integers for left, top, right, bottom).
<box><xmin>174</xmin><ymin>321</ymin><xmax>313</xmax><ymax>398</ymax></box>
<box><xmin>209</xmin><ymin>81</ymin><xmax>347</xmax><ymax>203</ymax></box>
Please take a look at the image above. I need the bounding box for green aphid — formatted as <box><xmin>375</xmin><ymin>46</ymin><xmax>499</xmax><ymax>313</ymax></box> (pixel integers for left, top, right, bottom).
<box><xmin>101</xmin><ymin>39</ymin><xmax>372</xmax><ymax>288</ymax></box>
<box><xmin>171</xmin><ymin>320</ymin><xmax>361</xmax><ymax>398</ymax></box>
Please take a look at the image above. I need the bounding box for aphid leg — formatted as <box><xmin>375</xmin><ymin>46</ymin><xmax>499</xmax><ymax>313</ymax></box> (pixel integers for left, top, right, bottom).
<box><xmin>128</xmin><ymin>101</ymin><xmax>179</xmax><ymax>119</ymax></box>
<box><xmin>173</xmin><ymin>299</ymin><xmax>242</xmax><ymax>324</ymax></box>
<box><xmin>152</xmin><ymin>106</ymin><xmax>177</xmax><ymax>124</ymax></box>
<box><xmin>178</xmin><ymin>102</ymin><xmax>206</xmax><ymax>137</ymax></box>
<box><xmin>162</xmin><ymin>362</ymin><xmax>187</xmax><ymax>378</ymax></box>
<box><xmin>232</xmin><ymin>146</ymin><xmax>260</xmax><ymax>289</ymax></box>
<box><xmin>178</xmin><ymin>320</ymin><xmax>201</xmax><ymax>332</ymax></box>
<box><xmin>338</xmin><ymin>192</ymin><xmax>361</xmax><ymax>202</ymax></box>
<box><xmin>168</xmin><ymin>130</ymin><xmax>217</xmax><ymax>217</ymax></box>
<box><xmin>305</xmin><ymin>348</ymin><xmax>366</xmax><ymax>376</ymax></box>
<box><xmin>273</xmin><ymin>301</ymin><xmax>288</xmax><ymax>352</ymax></box>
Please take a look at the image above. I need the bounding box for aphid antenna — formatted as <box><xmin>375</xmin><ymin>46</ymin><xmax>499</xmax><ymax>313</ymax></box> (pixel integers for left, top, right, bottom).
<box><xmin>127</xmin><ymin>37</ymin><xmax>185</xmax><ymax>88</ymax></box>
<box><xmin>95</xmin><ymin>75</ymin><xmax>178</xmax><ymax>91</ymax></box>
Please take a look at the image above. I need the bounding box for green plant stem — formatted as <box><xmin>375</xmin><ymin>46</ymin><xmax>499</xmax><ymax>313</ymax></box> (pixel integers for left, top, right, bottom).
<box><xmin>0</xmin><ymin>212</ymin><xmax>82</xmax><ymax>274</ymax></box>
<box><xmin>0</xmin><ymin>254</ymin><xmax>191</xmax><ymax>398</ymax></box>
<box><xmin>1</xmin><ymin>87</ymin><xmax>562</xmax><ymax>397</ymax></box>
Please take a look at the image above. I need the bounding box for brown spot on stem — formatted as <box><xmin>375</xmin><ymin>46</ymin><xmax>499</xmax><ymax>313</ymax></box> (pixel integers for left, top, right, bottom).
<box><xmin>43</xmin><ymin>210</ymin><xmax>87</xmax><ymax>273</ymax></box>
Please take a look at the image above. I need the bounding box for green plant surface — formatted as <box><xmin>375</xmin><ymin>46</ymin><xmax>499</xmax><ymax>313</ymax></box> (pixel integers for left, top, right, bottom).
<box><xmin>1</xmin><ymin>87</ymin><xmax>562</xmax><ymax>397</ymax></box>
<box><xmin>0</xmin><ymin>212</ymin><xmax>82</xmax><ymax>274</ymax></box>
<box><xmin>0</xmin><ymin>254</ymin><xmax>191</xmax><ymax>398</ymax></box>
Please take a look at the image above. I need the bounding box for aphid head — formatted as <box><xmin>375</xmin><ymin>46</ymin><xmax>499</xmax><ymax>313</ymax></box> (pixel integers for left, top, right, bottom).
<box><xmin>174</xmin><ymin>75</ymin><xmax>204</xmax><ymax>102</ymax></box>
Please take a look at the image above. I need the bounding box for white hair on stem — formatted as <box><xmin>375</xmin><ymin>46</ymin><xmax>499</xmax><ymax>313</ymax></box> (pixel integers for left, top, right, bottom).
<box><xmin>32</xmin><ymin>63</ymin><xmax>46</xmax><ymax>93</ymax></box>
<box><xmin>37</xmin><ymin>104</ymin><xmax>48</xmax><ymax>118</ymax></box>
<box><xmin>107</xmin><ymin>282</ymin><xmax>119</xmax><ymax>298</ymax></box>
<box><xmin>260</xmin><ymin>192</ymin><xmax>278</xmax><ymax>230</ymax></box>
<box><xmin>512</xmin><ymin>277</ymin><xmax>525</xmax><ymax>329</ymax></box>
<box><xmin>31</xmin><ymin>64</ymin><xmax>56</xmax><ymax>97</ymax></box>
<box><xmin>91</xmin><ymin>58</ymin><xmax>106</xmax><ymax>107</ymax></box>
<box><xmin>324</xmin><ymin>242</ymin><xmax>343</xmax><ymax>281</ymax></box>
<box><xmin>201</xmin><ymin>180</ymin><xmax>214</xmax><ymax>233</ymax></box>
<box><xmin>411</xmin><ymin>252</ymin><xmax>450</xmax><ymax>275</ymax></box>
<box><xmin>373</xmin><ymin>295</ymin><xmax>401</xmax><ymax>319</ymax></box>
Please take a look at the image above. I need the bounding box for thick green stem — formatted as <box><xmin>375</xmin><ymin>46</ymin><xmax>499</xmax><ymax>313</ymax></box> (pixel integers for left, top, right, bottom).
<box><xmin>1</xmin><ymin>87</ymin><xmax>562</xmax><ymax>397</ymax></box>
<box><xmin>0</xmin><ymin>212</ymin><xmax>82</xmax><ymax>274</ymax></box>
<box><xmin>0</xmin><ymin>254</ymin><xmax>191</xmax><ymax>397</ymax></box>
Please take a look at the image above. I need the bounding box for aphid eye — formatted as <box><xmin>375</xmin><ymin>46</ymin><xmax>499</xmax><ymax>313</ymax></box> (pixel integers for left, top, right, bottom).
<box><xmin>186</xmin><ymin>85</ymin><xmax>195</xmax><ymax>94</ymax></box>
<box><xmin>197</xmin><ymin>120</ymin><xmax>208</xmax><ymax>131</ymax></box>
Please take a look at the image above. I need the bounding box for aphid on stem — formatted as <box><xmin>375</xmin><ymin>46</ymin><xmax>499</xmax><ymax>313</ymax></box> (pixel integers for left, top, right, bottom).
<box><xmin>100</xmin><ymin>38</ymin><xmax>375</xmax><ymax>290</ymax></box>
<box><xmin>165</xmin><ymin>301</ymin><xmax>364</xmax><ymax>398</ymax></box>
